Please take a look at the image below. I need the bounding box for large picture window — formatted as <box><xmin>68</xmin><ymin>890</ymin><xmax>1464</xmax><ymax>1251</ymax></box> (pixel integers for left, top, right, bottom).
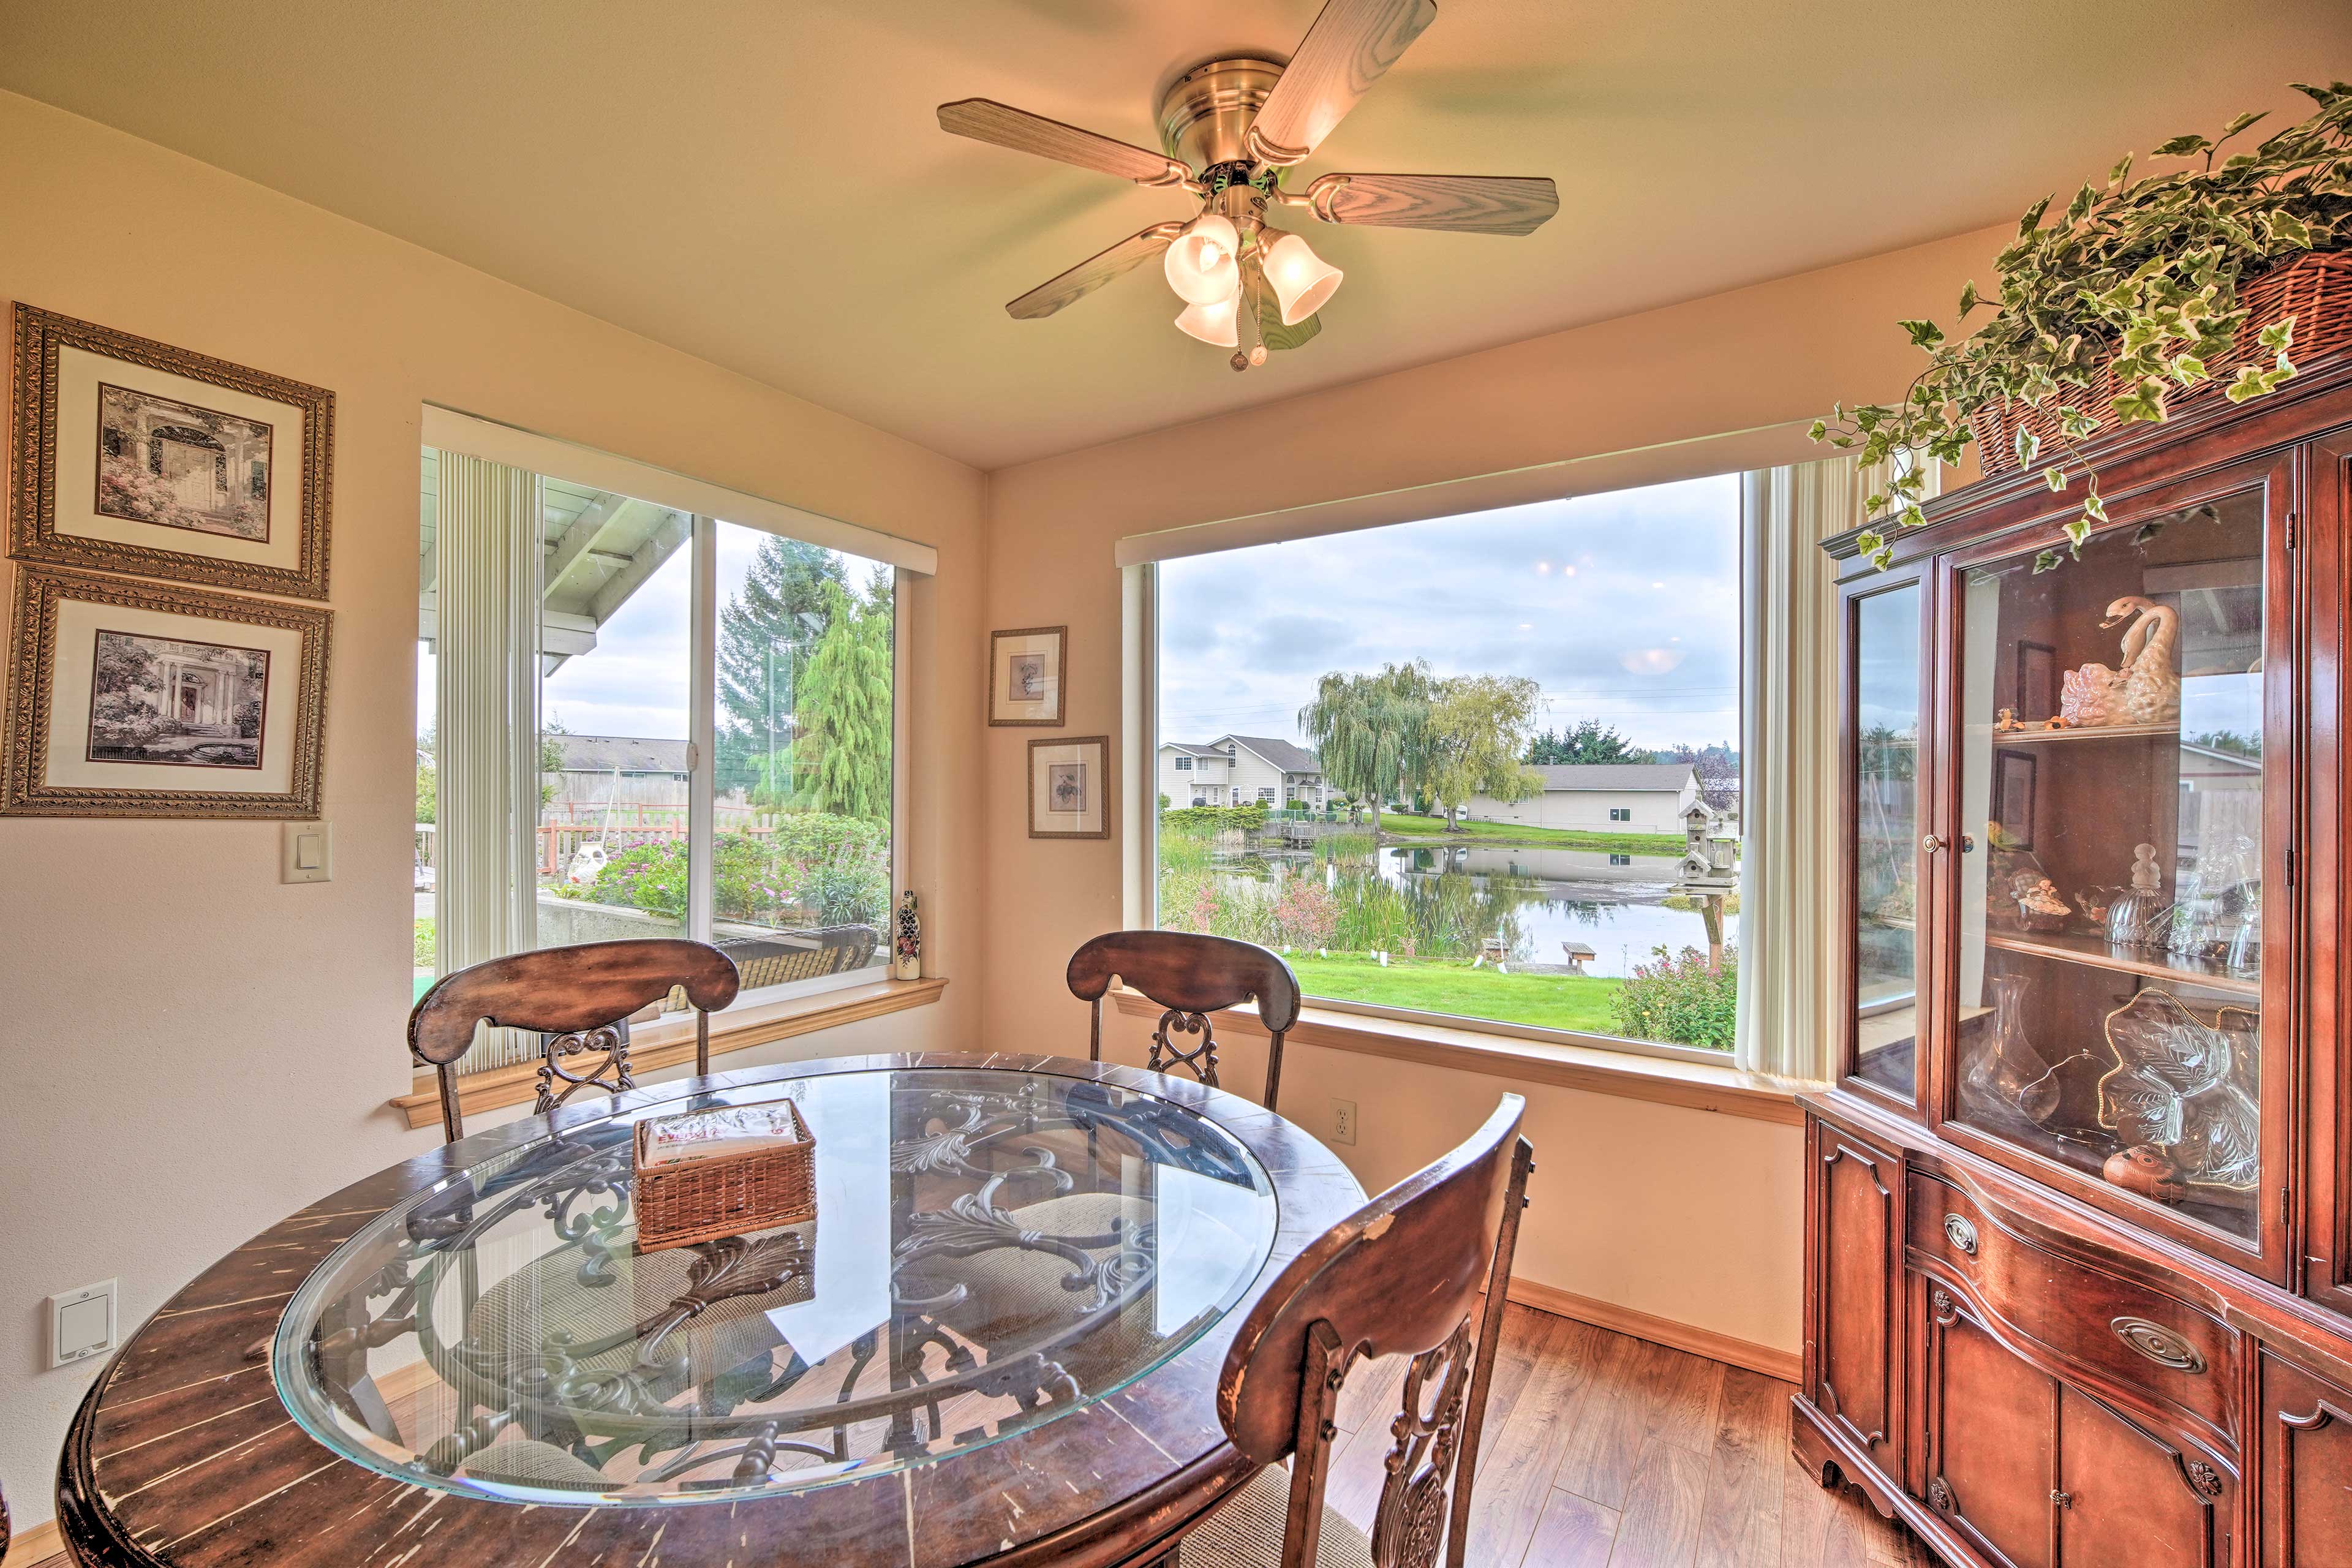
<box><xmin>415</xmin><ymin>436</ymin><xmax>903</xmax><ymax>1065</ymax></box>
<box><xmin>1152</xmin><ymin>475</ymin><xmax>1741</xmax><ymax>1058</ymax></box>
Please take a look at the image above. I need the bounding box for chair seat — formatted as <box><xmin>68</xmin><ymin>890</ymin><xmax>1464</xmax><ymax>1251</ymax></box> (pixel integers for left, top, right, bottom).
<box><xmin>1178</xmin><ymin>1463</ymin><xmax>1376</xmax><ymax>1568</ymax></box>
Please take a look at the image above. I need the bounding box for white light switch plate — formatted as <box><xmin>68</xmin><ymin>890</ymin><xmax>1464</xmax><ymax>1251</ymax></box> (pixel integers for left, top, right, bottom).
<box><xmin>50</xmin><ymin>1279</ymin><xmax>116</xmax><ymax>1368</ymax></box>
<box><xmin>281</xmin><ymin>820</ymin><xmax>331</xmax><ymax>883</ymax></box>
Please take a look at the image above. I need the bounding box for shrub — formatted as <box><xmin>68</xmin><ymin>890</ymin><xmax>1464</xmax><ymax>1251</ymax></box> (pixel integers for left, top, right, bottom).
<box><xmin>1160</xmin><ymin>802</ymin><xmax>1268</xmax><ymax>832</ymax></box>
<box><xmin>572</xmin><ymin>812</ymin><xmax>889</xmax><ymax>927</ymax></box>
<box><xmin>1611</xmin><ymin>944</ymin><xmax>1738</xmax><ymax>1050</ymax></box>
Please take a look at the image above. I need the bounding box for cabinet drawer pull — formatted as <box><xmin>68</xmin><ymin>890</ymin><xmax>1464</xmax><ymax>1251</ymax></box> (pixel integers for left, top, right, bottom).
<box><xmin>2051</xmin><ymin>1490</ymin><xmax>2074</xmax><ymax>1509</ymax></box>
<box><xmin>2111</xmin><ymin>1316</ymin><xmax>2206</xmax><ymax>1373</ymax></box>
<box><xmin>1943</xmin><ymin>1213</ymin><xmax>1979</xmax><ymax>1256</ymax></box>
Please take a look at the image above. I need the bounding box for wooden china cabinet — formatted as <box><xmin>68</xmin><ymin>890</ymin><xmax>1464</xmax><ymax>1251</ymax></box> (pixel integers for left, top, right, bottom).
<box><xmin>1795</xmin><ymin>355</ymin><xmax>2352</xmax><ymax>1567</ymax></box>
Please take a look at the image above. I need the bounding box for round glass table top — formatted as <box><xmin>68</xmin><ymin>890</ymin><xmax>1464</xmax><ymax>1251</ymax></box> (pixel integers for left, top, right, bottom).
<box><xmin>274</xmin><ymin>1067</ymin><xmax>1278</xmax><ymax>1505</ymax></box>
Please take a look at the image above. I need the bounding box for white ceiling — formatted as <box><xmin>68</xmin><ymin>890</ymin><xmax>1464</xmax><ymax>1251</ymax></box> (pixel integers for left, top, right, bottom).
<box><xmin>2</xmin><ymin>1</ymin><xmax>2346</xmax><ymax>469</ymax></box>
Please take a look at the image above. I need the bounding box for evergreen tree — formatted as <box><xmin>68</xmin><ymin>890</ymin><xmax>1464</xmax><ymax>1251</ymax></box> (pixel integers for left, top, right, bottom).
<box><xmin>1523</xmin><ymin>717</ymin><xmax>1648</xmax><ymax>766</ymax></box>
<box><xmin>794</xmin><ymin>579</ymin><xmax>894</xmax><ymax>820</ymax></box>
<box><xmin>715</xmin><ymin>535</ymin><xmax>846</xmax><ymax>804</ymax></box>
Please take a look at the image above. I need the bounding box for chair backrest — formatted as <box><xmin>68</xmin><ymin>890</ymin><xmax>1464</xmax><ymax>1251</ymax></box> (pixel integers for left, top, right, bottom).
<box><xmin>408</xmin><ymin>939</ymin><xmax>740</xmax><ymax>1144</ymax></box>
<box><xmin>1218</xmin><ymin>1096</ymin><xmax>1533</xmax><ymax>1568</ymax></box>
<box><xmin>1066</xmin><ymin>930</ymin><xmax>1304</xmax><ymax>1108</ymax></box>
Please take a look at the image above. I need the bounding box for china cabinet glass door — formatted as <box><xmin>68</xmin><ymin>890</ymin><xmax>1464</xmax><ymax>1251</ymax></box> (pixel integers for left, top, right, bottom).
<box><xmin>1846</xmin><ymin>569</ymin><xmax>1932</xmax><ymax>1104</ymax></box>
<box><xmin>1939</xmin><ymin>459</ymin><xmax>2291</xmax><ymax>1276</ymax></box>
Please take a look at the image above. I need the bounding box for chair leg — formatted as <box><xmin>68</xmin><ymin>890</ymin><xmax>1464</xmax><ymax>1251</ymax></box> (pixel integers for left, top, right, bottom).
<box><xmin>1284</xmin><ymin>1320</ymin><xmax>1347</xmax><ymax>1568</ymax></box>
<box><xmin>1444</xmin><ymin>1136</ymin><xmax>1534</xmax><ymax>1568</ymax></box>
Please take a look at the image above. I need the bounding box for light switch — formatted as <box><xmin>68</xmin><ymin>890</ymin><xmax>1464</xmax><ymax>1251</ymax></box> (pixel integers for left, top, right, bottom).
<box><xmin>281</xmin><ymin>820</ymin><xmax>331</xmax><ymax>883</ymax></box>
<box><xmin>50</xmin><ymin>1280</ymin><xmax>116</xmax><ymax>1368</ymax></box>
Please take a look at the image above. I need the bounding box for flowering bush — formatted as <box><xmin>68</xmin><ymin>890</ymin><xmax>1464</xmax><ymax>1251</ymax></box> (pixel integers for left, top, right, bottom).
<box><xmin>565</xmin><ymin>813</ymin><xmax>888</xmax><ymax>928</ymax></box>
<box><xmin>1270</xmin><ymin>878</ymin><xmax>1338</xmax><ymax>950</ymax></box>
<box><xmin>1611</xmin><ymin>944</ymin><xmax>1738</xmax><ymax>1051</ymax></box>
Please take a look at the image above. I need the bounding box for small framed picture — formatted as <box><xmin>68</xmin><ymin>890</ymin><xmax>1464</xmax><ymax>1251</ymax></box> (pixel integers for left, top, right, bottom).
<box><xmin>1028</xmin><ymin>734</ymin><xmax>1109</xmax><ymax>839</ymax></box>
<box><xmin>2014</xmin><ymin>639</ymin><xmax>2057</xmax><ymax>723</ymax></box>
<box><xmin>990</xmin><ymin>625</ymin><xmax>1066</xmax><ymax>726</ymax></box>
<box><xmin>4</xmin><ymin>565</ymin><xmax>330</xmax><ymax>818</ymax></box>
<box><xmin>10</xmin><ymin>303</ymin><xmax>333</xmax><ymax>600</ymax></box>
<box><xmin>1992</xmin><ymin>749</ymin><xmax>2037</xmax><ymax>851</ymax></box>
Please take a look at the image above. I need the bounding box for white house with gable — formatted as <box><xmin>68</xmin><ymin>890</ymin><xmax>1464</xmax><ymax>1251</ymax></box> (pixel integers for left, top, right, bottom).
<box><xmin>1159</xmin><ymin>735</ymin><xmax>1331</xmax><ymax>811</ymax></box>
<box><xmin>1462</xmin><ymin>762</ymin><xmax>1700</xmax><ymax>833</ymax></box>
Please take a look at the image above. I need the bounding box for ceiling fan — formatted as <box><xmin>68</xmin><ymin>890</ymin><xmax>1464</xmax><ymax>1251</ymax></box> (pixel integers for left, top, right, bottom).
<box><xmin>937</xmin><ymin>0</ymin><xmax>1558</xmax><ymax>371</ymax></box>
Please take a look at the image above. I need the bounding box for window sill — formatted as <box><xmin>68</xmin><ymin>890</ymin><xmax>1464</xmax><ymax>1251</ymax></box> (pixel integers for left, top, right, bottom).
<box><xmin>392</xmin><ymin>976</ymin><xmax>951</xmax><ymax>1131</ymax></box>
<box><xmin>1110</xmin><ymin>987</ymin><xmax>1811</xmax><ymax>1126</ymax></box>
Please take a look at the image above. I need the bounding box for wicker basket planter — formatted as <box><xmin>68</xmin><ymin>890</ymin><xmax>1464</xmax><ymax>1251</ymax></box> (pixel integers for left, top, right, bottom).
<box><xmin>1971</xmin><ymin>250</ymin><xmax>2352</xmax><ymax>476</ymax></box>
<box><xmin>634</xmin><ymin>1098</ymin><xmax>817</xmax><ymax>1252</ymax></box>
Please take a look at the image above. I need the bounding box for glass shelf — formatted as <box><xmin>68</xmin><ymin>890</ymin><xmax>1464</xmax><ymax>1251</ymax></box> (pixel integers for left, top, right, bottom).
<box><xmin>1981</xmin><ymin>927</ymin><xmax>2259</xmax><ymax>998</ymax></box>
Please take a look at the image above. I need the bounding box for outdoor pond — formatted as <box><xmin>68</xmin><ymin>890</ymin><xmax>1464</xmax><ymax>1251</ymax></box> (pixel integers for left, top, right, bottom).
<box><xmin>1159</xmin><ymin>831</ymin><xmax>1741</xmax><ymax>979</ymax></box>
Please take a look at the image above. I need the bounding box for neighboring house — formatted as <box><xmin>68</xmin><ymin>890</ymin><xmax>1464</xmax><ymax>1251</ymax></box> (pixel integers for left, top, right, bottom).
<box><xmin>1462</xmin><ymin>763</ymin><xmax>1700</xmax><ymax>834</ymax></box>
<box><xmin>1158</xmin><ymin>734</ymin><xmax>1332</xmax><ymax>810</ymax></box>
<box><xmin>546</xmin><ymin>734</ymin><xmax>692</xmax><ymax>815</ymax></box>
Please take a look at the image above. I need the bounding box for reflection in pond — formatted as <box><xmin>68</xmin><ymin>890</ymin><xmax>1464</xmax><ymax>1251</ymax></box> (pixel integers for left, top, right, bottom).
<box><xmin>1165</xmin><ymin>835</ymin><xmax>1740</xmax><ymax>981</ymax></box>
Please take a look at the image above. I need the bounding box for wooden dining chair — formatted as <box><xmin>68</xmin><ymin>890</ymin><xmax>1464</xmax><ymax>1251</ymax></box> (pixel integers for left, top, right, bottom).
<box><xmin>1067</xmin><ymin>930</ymin><xmax>1303</xmax><ymax>1109</ymax></box>
<box><xmin>1177</xmin><ymin>1095</ymin><xmax>1533</xmax><ymax>1568</ymax></box>
<box><xmin>407</xmin><ymin>938</ymin><xmax>741</xmax><ymax>1144</ymax></box>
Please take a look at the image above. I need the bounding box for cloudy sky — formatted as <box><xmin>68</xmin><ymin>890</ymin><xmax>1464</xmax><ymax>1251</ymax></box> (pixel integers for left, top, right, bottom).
<box><xmin>1159</xmin><ymin>473</ymin><xmax>1741</xmax><ymax>753</ymax></box>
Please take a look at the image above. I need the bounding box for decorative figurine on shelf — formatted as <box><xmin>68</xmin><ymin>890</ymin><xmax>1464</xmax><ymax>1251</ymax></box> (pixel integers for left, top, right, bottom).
<box><xmin>893</xmin><ymin>891</ymin><xmax>922</xmax><ymax>981</ymax></box>
<box><xmin>2015</xmin><ymin>878</ymin><xmax>2071</xmax><ymax>933</ymax></box>
<box><xmin>2075</xmin><ymin>885</ymin><xmax>2122</xmax><ymax>923</ymax></box>
<box><xmin>2060</xmin><ymin>595</ymin><xmax>2182</xmax><ymax>728</ymax></box>
<box><xmin>1995</xmin><ymin>707</ymin><xmax>2021</xmax><ymax>733</ymax></box>
<box><xmin>1961</xmin><ymin>973</ymin><xmax>2063</xmax><ymax>1125</ymax></box>
<box><xmin>2106</xmin><ymin>844</ymin><xmax>2168</xmax><ymax>947</ymax></box>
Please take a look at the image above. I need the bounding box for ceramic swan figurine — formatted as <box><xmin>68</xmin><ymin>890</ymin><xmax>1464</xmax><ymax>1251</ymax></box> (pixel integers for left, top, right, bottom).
<box><xmin>2060</xmin><ymin>595</ymin><xmax>2182</xmax><ymax>728</ymax></box>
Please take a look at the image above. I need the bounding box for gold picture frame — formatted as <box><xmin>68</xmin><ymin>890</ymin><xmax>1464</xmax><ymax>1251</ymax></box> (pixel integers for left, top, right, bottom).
<box><xmin>10</xmin><ymin>303</ymin><xmax>333</xmax><ymax>600</ymax></box>
<box><xmin>989</xmin><ymin>624</ymin><xmax>1066</xmax><ymax>726</ymax></box>
<box><xmin>1028</xmin><ymin>734</ymin><xmax>1110</xmax><ymax>839</ymax></box>
<box><xmin>4</xmin><ymin>564</ymin><xmax>331</xmax><ymax>818</ymax></box>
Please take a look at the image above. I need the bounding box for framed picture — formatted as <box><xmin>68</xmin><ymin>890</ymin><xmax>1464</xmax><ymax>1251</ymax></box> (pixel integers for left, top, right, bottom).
<box><xmin>2015</xmin><ymin>639</ymin><xmax>2057</xmax><ymax>723</ymax></box>
<box><xmin>1992</xmin><ymin>748</ymin><xmax>2037</xmax><ymax>851</ymax></box>
<box><xmin>4</xmin><ymin>564</ymin><xmax>330</xmax><ymax>818</ymax></box>
<box><xmin>1028</xmin><ymin>734</ymin><xmax>1109</xmax><ymax>839</ymax></box>
<box><xmin>10</xmin><ymin>303</ymin><xmax>333</xmax><ymax>600</ymax></box>
<box><xmin>990</xmin><ymin>625</ymin><xmax>1066</xmax><ymax>726</ymax></box>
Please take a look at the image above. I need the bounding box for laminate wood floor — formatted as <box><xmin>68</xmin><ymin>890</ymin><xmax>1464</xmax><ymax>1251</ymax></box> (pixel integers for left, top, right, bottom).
<box><xmin>12</xmin><ymin>1305</ymin><xmax>1928</xmax><ymax>1568</ymax></box>
<box><xmin>1328</xmin><ymin>1303</ymin><xmax>1937</xmax><ymax>1568</ymax></box>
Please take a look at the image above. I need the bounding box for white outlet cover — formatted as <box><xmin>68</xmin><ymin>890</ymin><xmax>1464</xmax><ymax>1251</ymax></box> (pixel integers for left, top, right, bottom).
<box><xmin>51</xmin><ymin>1279</ymin><xmax>117</xmax><ymax>1368</ymax></box>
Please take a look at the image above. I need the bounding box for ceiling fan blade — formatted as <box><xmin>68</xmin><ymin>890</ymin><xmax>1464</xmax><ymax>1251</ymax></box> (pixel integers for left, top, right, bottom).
<box><xmin>1303</xmin><ymin>173</ymin><xmax>1559</xmax><ymax>235</ymax></box>
<box><xmin>1006</xmin><ymin>222</ymin><xmax>1188</xmax><ymax>320</ymax></box>
<box><xmin>1246</xmin><ymin>0</ymin><xmax>1438</xmax><ymax>166</ymax></box>
<box><xmin>939</xmin><ymin>99</ymin><xmax>1191</xmax><ymax>187</ymax></box>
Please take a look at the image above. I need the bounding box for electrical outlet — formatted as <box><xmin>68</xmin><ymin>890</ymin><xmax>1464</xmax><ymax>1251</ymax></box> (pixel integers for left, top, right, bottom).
<box><xmin>1330</xmin><ymin>1098</ymin><xmax>1358</xmax><ymax>1147</ymax></box>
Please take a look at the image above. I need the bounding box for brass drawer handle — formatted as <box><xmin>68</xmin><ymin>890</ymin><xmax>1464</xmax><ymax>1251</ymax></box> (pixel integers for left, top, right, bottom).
<box><xmin>2111</xmin><ymin>1316</ymin><xmax>2207</xmax><ymax>1374</ymax></box>
<box><xmin>1943</xmin><ymin>1213</ymin><xmax>1980</xmax><ymax>1256</ymax></box>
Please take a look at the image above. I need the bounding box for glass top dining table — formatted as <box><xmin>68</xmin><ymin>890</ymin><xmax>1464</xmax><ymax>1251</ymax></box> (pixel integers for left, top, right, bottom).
<box><xmin>277</xmin><ymin>1065</ymin><xmax>1280</xmax><ymax>1503</ymax></box>
<box><xmin>61</xmin><ymin>1053</ymin><xmax>1365</xmax><ymax>1568</ymax></box>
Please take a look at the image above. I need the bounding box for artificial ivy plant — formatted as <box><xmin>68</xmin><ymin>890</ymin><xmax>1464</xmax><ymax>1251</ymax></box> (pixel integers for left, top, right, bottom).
<box><xmin>1814</xmin><ymin>81</ymin><xmax>2352</xmax><ymax>571</ymax></box>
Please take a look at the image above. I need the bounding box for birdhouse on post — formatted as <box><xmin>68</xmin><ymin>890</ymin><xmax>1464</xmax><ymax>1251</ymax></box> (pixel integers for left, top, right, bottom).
<box><xmin>1679</xmin><ymin>802</ymin><xmax>1735</xmax><ymax>888</ymax></box>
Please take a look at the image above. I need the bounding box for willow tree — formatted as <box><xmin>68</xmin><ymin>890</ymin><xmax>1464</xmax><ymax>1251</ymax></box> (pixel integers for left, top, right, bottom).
<box><xmin>1297</xmin><ymin>661</ymin><xmax>1434</xmax><ymax>834</ymax></box>
<box><xmin>1425</xmin><ymin>673</ymin><xmax>1545</xmax><ymax>831</ymax></box>
<box><xmin>794</xmin><ymin>578</ymin><xmax>892</xmax><ymax>820</ymax></box>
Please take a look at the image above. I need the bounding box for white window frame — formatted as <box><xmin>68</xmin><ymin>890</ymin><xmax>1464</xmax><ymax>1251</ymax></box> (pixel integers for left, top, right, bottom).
<box><xmin>1124</xmin><ymin>548</ymin><xmax>1735</xmax><ymax>1071</ymax></box>
<box><xmin>424</xmin><ymin>408</ymin><xmax>927</xmax><ymax>1017</ymax></box>
<box><xmin>1175</xmin><ymin>755</ymin><xmax>1193</xmax><ymax>771</ymax></box>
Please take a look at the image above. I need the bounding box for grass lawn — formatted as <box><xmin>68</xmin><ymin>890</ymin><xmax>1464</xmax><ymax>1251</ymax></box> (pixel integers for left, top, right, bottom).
<box><xmin>1371</xmin><ymin>812</ymin><xmax>1686</xmax><ymax>854</ymax></box>
<box><xmin>1285</xmin><ymin>954</ymin><xmax>1623</xmax><ymax>1035</ymax></box>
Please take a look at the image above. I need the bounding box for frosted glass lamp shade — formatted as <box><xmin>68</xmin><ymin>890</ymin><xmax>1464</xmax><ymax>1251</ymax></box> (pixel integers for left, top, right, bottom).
<box><xmin>1164</xmin><ymin>213</ymin><xmax>1242</xmax><ymax>306</ymax></box>
<box><xmin>1263</xmin><ymin>232</ymin><xmax>1343</xmax><ymax>325</ymax></box>
<box><xmin>1174</xmin><ymin>290</ymin><xmax>1241</xmax><ymax>347</ymax></box>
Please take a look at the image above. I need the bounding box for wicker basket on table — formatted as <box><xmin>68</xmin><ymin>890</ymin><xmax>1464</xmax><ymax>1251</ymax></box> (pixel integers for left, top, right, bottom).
<box><xmin>1971</xmin><ymin>250</ymin><xmax>2352</xmax><ymax>475</ymax></box>
<box><xmin>633</xmin><ymin>1098</ymin><xmax>816</xmax><ymax>1252</ymax></box>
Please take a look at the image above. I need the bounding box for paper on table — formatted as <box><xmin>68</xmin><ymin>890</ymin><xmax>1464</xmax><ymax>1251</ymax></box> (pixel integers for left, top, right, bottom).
<box><xmin>641</xmin><ymin>1101</ymin><xmax>804</xmax><ymax>1168</ymax></box>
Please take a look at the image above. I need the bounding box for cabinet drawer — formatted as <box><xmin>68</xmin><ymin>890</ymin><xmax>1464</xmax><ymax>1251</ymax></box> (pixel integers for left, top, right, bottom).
<box><xmin>1909</xmin><ymin>1172</ymin><xmax>2238</xmax><ymax>1448</ymax></box>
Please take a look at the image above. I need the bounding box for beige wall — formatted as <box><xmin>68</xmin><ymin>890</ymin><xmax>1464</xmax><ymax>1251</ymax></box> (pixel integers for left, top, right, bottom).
<box><xmin>0</xmin><ymin>91</ymin><xmax>984</xmax><ymax>1523</ymax></box>
<box><xmin>978</xmin><ymin>222</ymin><xmax>2009</xmax><ymax>1359</ymax></box>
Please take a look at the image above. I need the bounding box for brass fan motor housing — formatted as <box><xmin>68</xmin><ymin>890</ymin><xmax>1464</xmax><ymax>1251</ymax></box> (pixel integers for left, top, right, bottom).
<box><xmin>1158</xmin><ymin>57</ymin><xmax>1286</xmax><ymax>172</ymax></box>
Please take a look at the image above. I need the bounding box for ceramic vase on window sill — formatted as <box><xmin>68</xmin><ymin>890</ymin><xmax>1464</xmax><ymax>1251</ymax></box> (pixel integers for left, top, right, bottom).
<box><xmin>894</xmin><ymin>891</ymin><xmax>922</xmax><ymax>981</ymax></box>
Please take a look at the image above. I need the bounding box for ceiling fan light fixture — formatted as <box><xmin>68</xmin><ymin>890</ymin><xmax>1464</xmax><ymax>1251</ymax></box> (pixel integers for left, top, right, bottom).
<box><xmin>1164</xmin><ymin>213</ymin><xmax>1242</xmax><ymax>305</ymax></box>
<box><xmin>1174</xmin><ymin>288</ymin><xmax>1242</xmax><ymax>347</ymax></box>
<box><xmin>1263</xmin><ymin>232</ymin><xmax>1343</xmax><ymax>326</ymax></box>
